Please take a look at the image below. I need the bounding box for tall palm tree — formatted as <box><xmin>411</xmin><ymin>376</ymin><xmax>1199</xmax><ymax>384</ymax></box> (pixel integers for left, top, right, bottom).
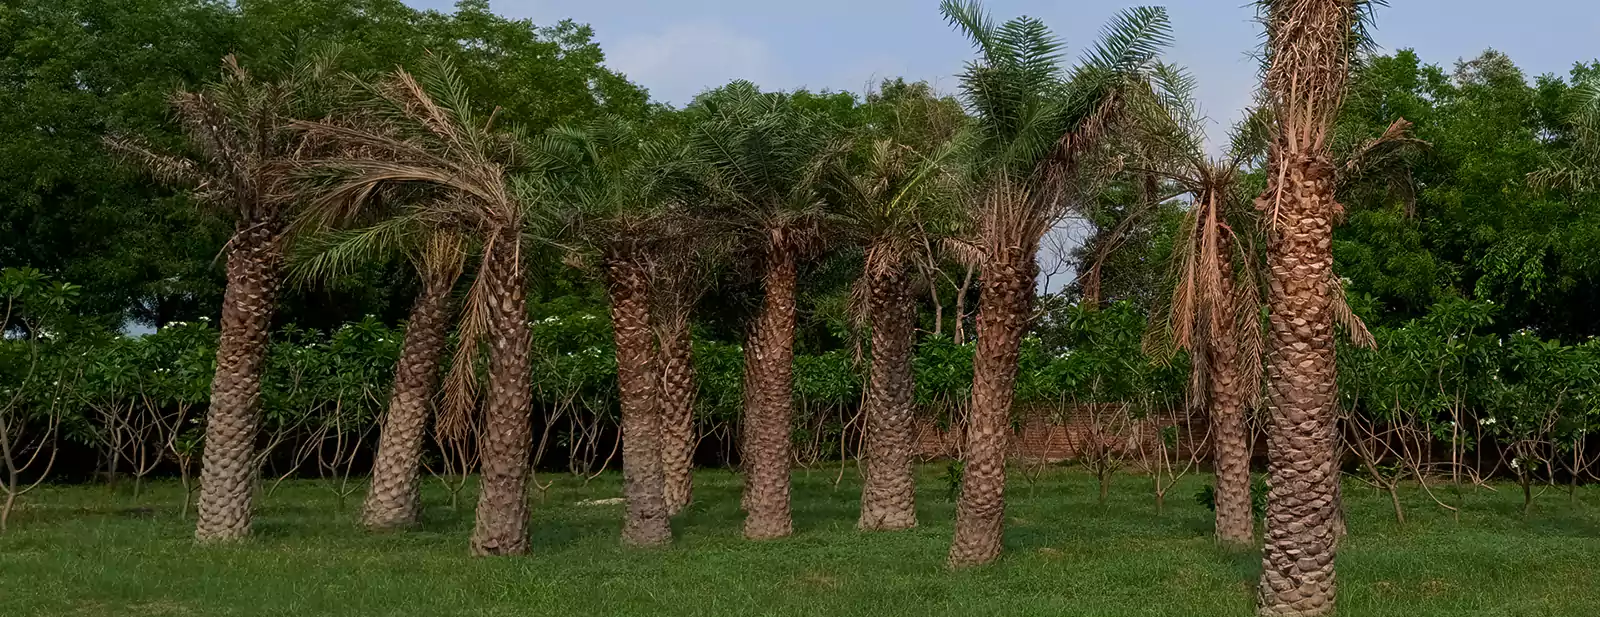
<box><xmin>826</xmin><ymin>82</ymin><xmax>966</xmax><ymax>531</ymax></box>
<box><xmin>105</xmin><ymin>52</ymin><xmax>338</xmax><ymax>543</ymax></box>
<box><xmin>939</xmin><ymin>0</ymin><xmax>1173</xmax><ymax>567</ymax></box>
<box><xmin>651</xmin><ymin>219</ymin><xmax>724</xmax><ymax>517</ymax></box>
<box><xmin>1253</xmin><ymin>1</ymin><xmax>1382</xmax><ymax>613</ymax></box>
<box><xmin>1133</xmin><ymin>71</ymin><xmax>1271</xmax><ymax>548</ymax></box>
<box><xmin>537</xmin><ymin>116</ymin><xmax>701</xmax><ymax>546</ymax></box>
<box><xmin>687</xmin><ymin>82</ymin><xmax>844</xmax><ymax>540</ymax></box>
<box><xmin>290</xmin><ymin>193</ymin><xmax>470</xmax><ymax>532</ymax></box>
<box><xmin>293</xmin><ymin>55</ymin><xmax>540</xmax><ymax>556</ymax></box>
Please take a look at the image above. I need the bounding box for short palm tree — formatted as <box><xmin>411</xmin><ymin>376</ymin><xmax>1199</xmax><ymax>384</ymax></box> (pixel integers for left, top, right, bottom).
<box><xmin>292</xmin><ymin>55</ymin><xmax>540</xmax><ymax>556</ymax></box>
<box><xmin>651</xmin><ymin>217</ymin><xmax>724</xmax><ymax>517</ymax></box>
<box><xmin>939</xmin><ymin>0</ymin><xmax>1173</xmax><ymax>567</ymax></box>
<box><xmin>537</xmin><ymin>115</ymin><xmax>701</xmax><ymax>546</ymax></box>
<box><xmin>686</xmin><ymin>82</ymin><xmax>844</xmax><ymax>540</ymax></box>
<box><xmin>826</xmin><ymin>81</ymin><xmax>966</xmax><ymax>531</ymax></box>
<box><xmin>290</xmin><ymin>191</ymin><xmax>470</xmax><ymax>532</ymax></box>
<box><xmin>1253</xmin><ymin>1</ymin><xmax>1382</xmax><ymax>613</ymax></box>
<box><xmin>105</xmin><ymin>52</ymin><xmax>338</xmax><ymax>543</ymax></box>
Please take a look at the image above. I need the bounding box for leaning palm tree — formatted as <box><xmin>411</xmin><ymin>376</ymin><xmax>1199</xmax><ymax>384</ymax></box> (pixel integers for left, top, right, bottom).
<box><xmin>1252</xmin><ymin>0</ymin><xmax>1382</xmax><ymax>613</ymax></box>
<box><xmin>826</xmin><ymin>82</ymin><xmax>966</xmax><ymax>531</ymax></box>
<box><xmin>686</xmin><ymin>82</ymin><xmax>844</xmax><ymax>540</ymax></box>
<box><xmin>293</xmin><ymin>54</ymin><xmax>540</xmax><ymax>556</ymax></box>
<box><xmin>537</xmin><ymin>115</ymin><xmax>702</xmax><ymax>546</ymax></box>
<box><xmin>939</xmin><ymin>0</ymin><xmax>1173</xmax><ymax>567</ymax></box>
<box><xmin>105</xmin><ymin>52</ymin><xmax>338</xmax><ymax>543</ymax></box>
<box><xmin>289</xmin><ymin>189</ymin><xmax>470</xmax><ymax>531</ymax></box>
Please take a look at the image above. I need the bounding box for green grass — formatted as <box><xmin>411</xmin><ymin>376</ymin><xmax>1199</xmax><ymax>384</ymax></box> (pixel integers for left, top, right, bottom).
<box><xmin>2</xmin><ymin>466</ymin><xmax>1598</xmax><ymax>616</ymax></box>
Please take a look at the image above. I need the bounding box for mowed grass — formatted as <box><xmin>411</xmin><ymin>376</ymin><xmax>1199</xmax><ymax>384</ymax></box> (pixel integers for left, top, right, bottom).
<box><xmin>2</xmin><ymin>465</ymin><xmax>1598</xmax><ymax>617</ymax></box>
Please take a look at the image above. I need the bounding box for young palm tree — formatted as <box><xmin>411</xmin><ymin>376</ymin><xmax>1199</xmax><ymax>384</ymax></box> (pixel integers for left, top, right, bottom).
<box><xmin>105</xmin><ymin>52</ymin><xmax>338</xmax><ymax>543</ymax></box>
<box><xmin>687</xmin><ymin>82</ymin><xmax>844</xmax><ymax>540</ymax></box>
<box><xmin>939</xmin><ymin>0</ymin><xmax>1173</xmax><ymax>567</ymax></box>
<box><xmin>826</xmin><ymin>82</ymin><xmax>966</xmax><ymax>531</ymax></box>
<box><xmin>1253</xmin><ymin>1</ymin><xmax>1382</xmax><ymax>613</ymax></box>
<box><xmin>290</xmin><ymin>195</ymin><xmax>470</xmax><ymax>532</ymax></box>
<box><xmin>293</xmin><ymin>55</ymin><xmax>540</xmax><ymax>556</ymax></box>
<box><xmin>537</xmin><ymin>116</ymin><xmax>702</xmax><ymax>546</ymax></box>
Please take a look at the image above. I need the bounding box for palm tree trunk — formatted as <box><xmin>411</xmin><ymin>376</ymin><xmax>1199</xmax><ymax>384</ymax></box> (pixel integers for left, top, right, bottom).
<box><xmin>742</xmin><ymin>246</ymin><xmax>796</xmax><ymax>540</ymax></box>
<box><xmin>1256</xmin><ymin>154</ymin><xmax>1341</xmax><ymax>616</ymax></box>
<box><xmin>859</xmin><ymin>265</ymin><xmax>917</xmax><ymax>531</ymax></box>
<box><xmin>470</xmin><ymin>231</ymin><xmax>533</xmax><ymax>556</ymax></box>
<box><xmin>361</xmin><ymin>273</ymin><xmax>453</xmax><ymax>531</ymax></box>
<box><xmin>195</xmin><ymin>220</ymin><xmax>283</xmax><ymax>543</ymax></box>
<box><xmin>948</xmin><ymin>243</ymin><xmax>1033</xmax><ymax>567</ymax></box>
<box><xmin>1210</xmin><ymin>251</ymin><xmax>1253</xmax><ymax>547</ymax></box>
<box><xmin>606</xmin><ymin>255</ymin><xmax>672</xmax><ymax>547</ymax></box>
<box><xmin>656</xmin><ymin>311</ymin><xmax>697</xmax><ymax>516</ymax></box>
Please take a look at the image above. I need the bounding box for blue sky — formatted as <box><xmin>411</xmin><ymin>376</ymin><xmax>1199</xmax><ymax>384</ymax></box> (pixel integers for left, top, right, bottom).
<box><xmin>405</xmin><ymin>0</ymin><xmax>1600</xmax><ymax>140</ymax></box>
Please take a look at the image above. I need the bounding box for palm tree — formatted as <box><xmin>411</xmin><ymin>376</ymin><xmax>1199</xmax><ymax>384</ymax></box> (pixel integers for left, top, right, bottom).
<box><xmin>292</xmin><ymin>55</ymin><xmax>539</xmax><ymax>556</ymax></box>
<box><xmin>537</xmin><ymin>115</ymin><xmax>702</xmax><ymax>546</ymax></box>
<box><xmin>687</xmin><ymin>82</ymin><xmax>844</xmax><ymax>540</ymax></box>
<box><xmin>826</xmin><ymin>81</ymin><xmax>966</xmax><ymax>531</ymax></box>
<box><xmin>290</xmin><ymin>192</ymin><xmax>470</xmax><ymax>531</ymax></box>
<box><xmin>105</xmin><ymin>52</ymin><xmax>338</xmax><ymax>543</ymax></box>
<box><xmin>1253</xmin><ymin>1</ymin><xmax>1382</xmax><ymax>613</ymax></box>
<box><xmin>1133</xmin><ymin>70</ymin><xmax>1271</xmax><ymax>548</ymax></box>
<box><xmin>939</xmin><ymin>0</ymin><xmax>1173</xmax><ymax>567</ymax></box>
<box><xmin>651</xmin><ymin>219</ymin><xmax>723</xmax><ymax>517</ymax></box>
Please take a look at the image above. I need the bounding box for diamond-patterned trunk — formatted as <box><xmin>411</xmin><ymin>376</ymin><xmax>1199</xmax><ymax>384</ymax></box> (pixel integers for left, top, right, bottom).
<box><xmin>469</xmin><ymin>232</ymin><xmax>533</xmax><ymax>556</ymax></box>
<box><xmin>742</xmin><ymin>248</ymin><xmax>796</xmax><ymax>540</ymax></box>
<box><xmin>194</xmin><ymin>219</ymin><xmax>284</xmax><ymax>543</ymax></box>
<box><xmin>1256</xmin><ymin>154</ymin><xmax>1341</xmax><ymax>616</ymax></box>
<box><xmin>948</xmin><ymin>243</ymin><xmax>1033</xmax><ymax>567</ymax></box>
<box><xmin>656</xmin><ymin>315</ymin><xmax>697</xmax><ymax>516</ymax></box>
<box><xmin>606</xmin><ymin>256</ymin><xmax>672</xmax><ymax>547</ymax></box>
<box><xmin>858</xmin><ymin>265</ymin><xmax>917</xmax><ymax>531</ymax></box>
<box><xmin>361</xmin><ymin>274</ymin><xmax>453</xmax><ymax>531</ymax></box>
<box><xmin>1210</xmin><ymin>239</ymin><xmax>1254</xmax><ymax>547</ymax></box>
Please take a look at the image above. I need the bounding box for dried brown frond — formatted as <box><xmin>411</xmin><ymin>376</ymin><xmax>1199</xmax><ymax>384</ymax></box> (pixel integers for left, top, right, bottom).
<box><xmin>1330</xmin><ymin>274</ymin><xmax>1376</xmax><ymax>349</ymax></box>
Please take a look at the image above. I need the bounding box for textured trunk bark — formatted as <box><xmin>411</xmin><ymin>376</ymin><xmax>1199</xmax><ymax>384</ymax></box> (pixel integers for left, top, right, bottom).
<box><xmin>1211</xmin><ymin>242</ymin><xmax>1254</xmax><ymax>548</ymax></box>
<box><xmin>859</xmin><ymin>264</ymin><xmax>917</xmax><ymax>531</ymax></box>
<box><xmin>361</xmin><ymin>274</ymin><xmax>453</xmax><ymax>531</ymax></box>
<box><xmin>656</xmin><ymin>312</ymin><xmax>697</xmax><ymax>516</ymax></box>
<box><xmin>1256</xmin><ymin>154</ymin><xmax>1341</xmax><ymax>616</ymax></box>
<box><xmin>742</xmin><ymin>247</ymin><xmax>796</xmax><ymax>540</ymax></box>
<box><xmin>607</xmin><ymin>256</ymin><xmax>672</xmax><ymax>547</ymax></box>
<box><xmin>469</xmin><ymin>231</ymin><xmax>533</xmax><ymax>556</ymax></box>
<box><xmin>195</xmin><ymin>219</ymin><xmax>284</xmax><ymax>543</ymax></box>
<box><xmin>948</xmin><ymin>243</ymin><xmax>1033</xmax><ymax>567</ymax></box>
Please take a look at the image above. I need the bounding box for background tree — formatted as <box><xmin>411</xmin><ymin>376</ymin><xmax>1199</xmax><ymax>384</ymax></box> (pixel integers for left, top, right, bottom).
<box><xmin>939</xmin><ymin>0</ymin><xmax>1173</xmax><ymax>567</ymax></box>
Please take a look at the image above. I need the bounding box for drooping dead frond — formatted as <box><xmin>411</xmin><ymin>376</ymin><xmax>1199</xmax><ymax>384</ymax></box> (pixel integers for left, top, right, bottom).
<box><xmin>437</xmin><ymin>256</ymin><xmax>492</xmax><ymax>442</ymax></box>
<box><xmin>1330</xmin><ymin>274</ymin><xmax>1376</xmax><ymax>349</ymax></box>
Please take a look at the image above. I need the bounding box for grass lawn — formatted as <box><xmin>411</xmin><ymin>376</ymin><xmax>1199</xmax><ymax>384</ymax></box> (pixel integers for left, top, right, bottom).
<box><xmin>2</xmin><ymin>465</ymin><xmax>1598</xmax><ymax>616</ymax></box>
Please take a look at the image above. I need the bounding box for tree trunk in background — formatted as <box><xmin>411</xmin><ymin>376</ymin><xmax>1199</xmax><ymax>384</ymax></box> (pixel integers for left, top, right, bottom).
<box><xmin>362</xmin><ymin>274</ymin><xmax>453</xmax><ymax>531</ymax></box>
<box><xmin>469</xmin><ymin>231</ymin><xmax>533</xmax><ymax>556</ymax></box>
<box><xmin>195</xmin><ymin>219</ymin><xmax>284</xmax><ymax>543</ymax></box>
<box><xmin>607</xmin><ymin>256</ymin><xmax>671</xmax><ymax>547</ymax></box>
<box><xmin>656</xmin><ymin>311</ymin><xmax>697</xmax><ymax>516</ymax></box>
<box><xmin>1209</xmin><ymin>243</ymin><xmax>1253</xmax><ymax>548</ymax></box>
<box><xmin>742</xmin><ymin>246</ymin><xmax>797</xmax><ymax>540</ymax></box>
<box><xmin>859</xmin><ymin>265</ymin><xmax>917</xmax><ymax>531</ymax></box>
<box><xmin>1256</xmin><ymin>153</ymin><xmax>1341</xmax><ymax>615</ymax></box>
<box><xmin>948</xmin><ymin>243</ymin><xmax>1033</xmax><ymax>567</ymax></box>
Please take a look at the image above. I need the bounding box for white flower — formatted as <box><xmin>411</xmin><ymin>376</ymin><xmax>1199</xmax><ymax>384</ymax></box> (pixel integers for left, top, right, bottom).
<box><xmin>1482</xmin><ymin>417</ymin><xmax>1497</xmax><ymax>426</ymax></box>
<box><xmin>1511</xmin><ymin>459</ymin><xmax>1521</xmax><ymax>470</ymax></box>
<box><xmin>199</xmin><ymin>316</ymin><xmax>211</xmax><ymax>322</ymax></box>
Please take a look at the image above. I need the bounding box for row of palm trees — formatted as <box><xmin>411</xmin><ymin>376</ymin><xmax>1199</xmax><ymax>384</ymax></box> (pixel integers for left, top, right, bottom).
<box><xmin>108</xmin><ymin>1</ymin><xmax>1380</xmax><ymax>614</ymax></box>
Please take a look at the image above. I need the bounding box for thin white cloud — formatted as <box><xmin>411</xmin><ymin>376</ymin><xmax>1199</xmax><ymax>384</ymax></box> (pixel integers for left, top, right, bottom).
<box><xmin>605</xmin><ymin>20</ymin><xmax>780</xmax><ymax>105</ymax></box>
